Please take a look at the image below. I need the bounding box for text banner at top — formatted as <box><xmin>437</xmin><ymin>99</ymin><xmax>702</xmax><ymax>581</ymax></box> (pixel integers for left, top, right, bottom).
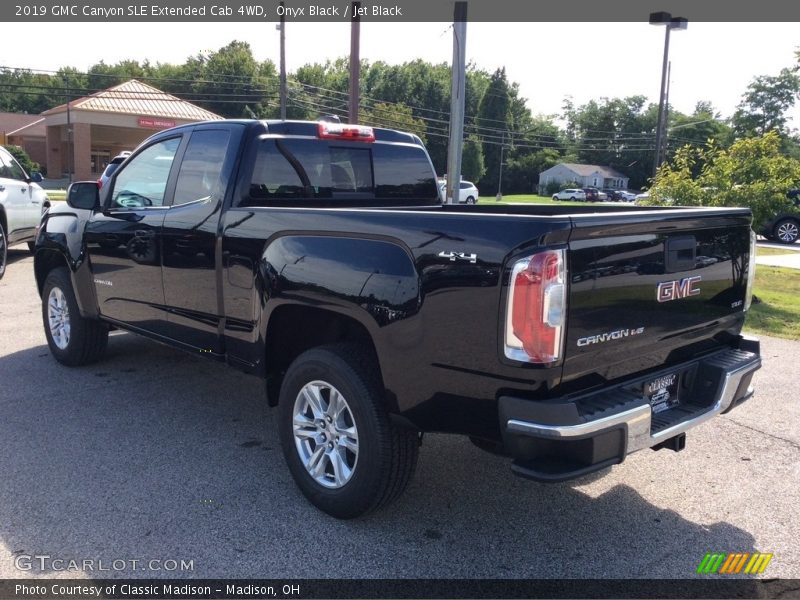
<box><xmin>3</xmin><ymin>0</ymin><xmax>800</xmax><ymax>22</ymax></box>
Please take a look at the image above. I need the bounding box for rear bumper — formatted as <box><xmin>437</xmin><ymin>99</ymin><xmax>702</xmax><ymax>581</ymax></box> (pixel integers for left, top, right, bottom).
<box><xmin>500</xmin><ymin>337</ymin><xmax>761</xmax><ymax>482</ymax></box>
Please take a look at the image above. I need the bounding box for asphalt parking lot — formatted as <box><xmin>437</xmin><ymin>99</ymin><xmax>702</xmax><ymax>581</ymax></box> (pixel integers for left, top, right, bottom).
<box><xmin>1</xmin><ymin>246</ymin><xmax>798</xmax><ymax>580</ymax></box>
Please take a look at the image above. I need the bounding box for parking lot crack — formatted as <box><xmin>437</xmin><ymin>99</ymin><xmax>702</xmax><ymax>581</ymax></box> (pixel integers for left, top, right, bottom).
<box><xmin>725</xmin><ymin>418</ymin><xmax>800</xmax><ymax>452</ymax></box>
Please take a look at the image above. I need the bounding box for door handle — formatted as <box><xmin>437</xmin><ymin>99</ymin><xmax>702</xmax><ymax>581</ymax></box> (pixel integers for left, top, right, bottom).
<box><xmin>31</xmin><ymin>200</ymin><xmax>41</xmax><ymax>204</ymax></box>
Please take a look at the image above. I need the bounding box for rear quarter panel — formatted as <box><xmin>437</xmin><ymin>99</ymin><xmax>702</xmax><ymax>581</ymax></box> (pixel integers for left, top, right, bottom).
<box><xmin>220</xmin><ymin>206</ymin><xmax>572</xmax><ymax>436</ymax></box>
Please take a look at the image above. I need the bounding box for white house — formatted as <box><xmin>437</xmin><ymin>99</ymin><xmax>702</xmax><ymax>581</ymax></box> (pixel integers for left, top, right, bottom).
<box><xmin>538</xmin><ymin>163</ymin><xmax>629</xmax><ymax>194</ymax></box>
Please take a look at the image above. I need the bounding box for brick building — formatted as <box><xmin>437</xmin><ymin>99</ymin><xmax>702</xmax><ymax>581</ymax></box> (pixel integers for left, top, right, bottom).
<box><xmin>42</xmin><ymin>79</ymin><xmax>221</xmax><ymax>180</ymax></box>
<box><xmin>0</xmin><ymin>112</ymin><xmax>47</xmax><ymax>168</ymax></box>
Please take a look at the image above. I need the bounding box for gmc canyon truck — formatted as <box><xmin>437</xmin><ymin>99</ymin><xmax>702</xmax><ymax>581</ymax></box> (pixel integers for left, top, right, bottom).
<box><xmin>34</xmin><ymin>120</ymin><xmax>761</xmax><ymax>519</ymax></box>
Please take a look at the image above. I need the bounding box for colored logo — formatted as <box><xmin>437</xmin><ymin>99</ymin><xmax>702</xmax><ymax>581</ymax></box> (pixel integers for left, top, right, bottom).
<box><xmin>697</xmin><ymin>552</ymin><xmax>773</xmax><ymax>574</ymax></box>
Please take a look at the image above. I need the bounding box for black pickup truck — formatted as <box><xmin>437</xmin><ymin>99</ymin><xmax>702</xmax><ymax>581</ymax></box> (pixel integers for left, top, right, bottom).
<box><xmin>35</xmin><ymin>120</ymin><xmax>761</xmax><ymax>518</ymax></box>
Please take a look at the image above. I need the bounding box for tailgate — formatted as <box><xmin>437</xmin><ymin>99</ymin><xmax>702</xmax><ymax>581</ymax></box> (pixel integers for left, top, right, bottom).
<box><xmin>561</xmin><ymin>208</ymin><xmax>753</xmax><ymax>385</ymax></box>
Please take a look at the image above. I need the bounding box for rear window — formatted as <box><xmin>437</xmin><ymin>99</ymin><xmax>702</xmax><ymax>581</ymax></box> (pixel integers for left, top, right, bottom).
<box><xmin>102</xmin><ymin>162</ymin><xmax>121</xmax><ymax>178</ymax></box>
<box><xmin>241</xmin><ymin>138</ymin><xmax>438</xmax><ymax>207</ymax></box>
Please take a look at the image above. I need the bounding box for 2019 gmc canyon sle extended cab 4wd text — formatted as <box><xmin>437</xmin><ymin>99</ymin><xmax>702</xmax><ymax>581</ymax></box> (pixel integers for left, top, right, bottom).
<box><xmin>34</xmin><ymin>120</ymin><xmax>761</xmax><ymax>518</ymax></box>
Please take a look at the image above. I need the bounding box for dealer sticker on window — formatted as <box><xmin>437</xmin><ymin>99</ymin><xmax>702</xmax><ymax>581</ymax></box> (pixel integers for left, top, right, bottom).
<box><xmin>645</xmin><ymin>373</ymin><xmax>679</xmax><ymax>414</ymax></box>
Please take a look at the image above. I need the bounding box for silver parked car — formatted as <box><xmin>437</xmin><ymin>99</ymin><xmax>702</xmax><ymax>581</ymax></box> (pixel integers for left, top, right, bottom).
<box><xmin>97</xmin><ymin>151</ymin><xmax>132</xmax><ymax>190</ymax></box>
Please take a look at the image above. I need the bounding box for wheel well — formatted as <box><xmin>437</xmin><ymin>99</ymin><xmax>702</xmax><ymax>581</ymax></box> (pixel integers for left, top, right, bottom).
<box><xmin>264</xmin><ymin>305</ymin><xmax>381</xmax><ymax>407</ymax></box>
<box><xmin>34</xmin><ymin>250</ymin><xmax>68</xmax><ymax>296</ymax></box>
<box><xmin>0</xmin><ymin>207</ymin><xmax>6</xmax><ymax>235</ymax></box>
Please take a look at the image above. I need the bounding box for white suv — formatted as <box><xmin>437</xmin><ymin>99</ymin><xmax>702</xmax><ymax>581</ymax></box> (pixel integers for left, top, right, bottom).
<box><xmin>0</xmin><ymin>146</ymin><xmax>50</xmax><ymax>279</ymax></box>
<box><xmin>552</xmin><ymin>188</ymin><xmax>586</xmax><ymax>201</ymax></box>
<box><xmin>438</xmin><ymin>179</ymin><xmax>480</xmax><ymax>204</ymax></box>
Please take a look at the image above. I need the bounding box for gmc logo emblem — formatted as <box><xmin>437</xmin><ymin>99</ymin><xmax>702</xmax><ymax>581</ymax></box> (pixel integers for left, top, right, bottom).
<box><xmin>657</xmin><ymin>276</ymin><xmax>702</xmax><ymax>302</ymax></box>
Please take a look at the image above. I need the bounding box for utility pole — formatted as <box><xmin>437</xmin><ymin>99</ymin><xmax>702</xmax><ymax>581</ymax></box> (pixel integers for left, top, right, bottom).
<box><xmin>496</xmin><ymin>131</ymin><xmax>505</xmax><ymax>202</ymax></box>
<box><xmin>64</xmin><ymin>77</ymin><xmax>72</xmax><ymax>184</ymax></box>
<box><xmin>278</xmin><ymin>2</ymin><xmax>287</xmax><ymax>120</ymax></box>
<box><xmin>349</xmin><ymin>1</ymin><xmax>361</xmax><ymax>124</ymax></box>
<box><xmin>445</xmin><ymin>1</ymin><xmax>467</xmax><ymax>204</ymax></box>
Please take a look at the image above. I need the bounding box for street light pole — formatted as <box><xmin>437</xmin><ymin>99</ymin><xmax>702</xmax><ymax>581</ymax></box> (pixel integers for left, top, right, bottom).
<box><xmin>659</xmin><ymin>61</ymin><xmax>672</xmax><ymax>166</ymax></box>
<box><xmin>652</xmin><ymin>23</ymin><xmax>671</xmax><ymax>177</ymax></box>
<box><xmin>650</xmin><ymin>12</ymin><xmax>687</xmax><ymax>178</ymax></box>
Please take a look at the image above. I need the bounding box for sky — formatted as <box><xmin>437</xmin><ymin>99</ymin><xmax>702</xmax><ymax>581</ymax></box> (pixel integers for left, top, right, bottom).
<box><xmin>2</xmin><ymin>22</ymin><xmax>798</xmax><ymax>124</ymax></box>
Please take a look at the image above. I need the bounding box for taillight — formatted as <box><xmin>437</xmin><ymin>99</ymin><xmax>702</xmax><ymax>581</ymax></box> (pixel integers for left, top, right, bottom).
<box><xmin>744</xmin><ymin>229</ymin><xmax>756</xmax><ymax>311</ymax></box>
<box><xmin>318</xmin><ymin>122</ymin><xmax>375</xmax><ymax>142</ymax></box>
<box><xmin>504</xmin><ymin>249</ymin><xmax>567</xmax><ymax>363</ymax></box>
<box><xmin>96</xmin><ymin>178</ymin><xmax>103</xmax><ymax>189</ymax></box>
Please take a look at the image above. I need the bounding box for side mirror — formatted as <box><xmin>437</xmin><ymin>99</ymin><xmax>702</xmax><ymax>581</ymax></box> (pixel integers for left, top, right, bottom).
<box><xmin>66</xmin><ymin>181</ymin><xmax>100</xmax><ymax>211</ymax></box>
<box><xmin>29</xmin><ymin>172</ymin><xmax>44</xmax><ymax>183</ymax></box>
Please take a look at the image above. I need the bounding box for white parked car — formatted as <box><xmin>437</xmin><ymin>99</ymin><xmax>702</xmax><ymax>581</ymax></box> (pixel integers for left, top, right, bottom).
<box><xmin>552</xmin><ymin>188</ymin><xmax>586</xmax><ymax>201</ymax></box>
<box><xmin>0</xmin><ymin>146</ymin><xmax>50</xmax><ymax>279</ymax></box>
<box><xmin>438</xmin><ymin>179</ymin><xmax>480</xmax><ymax>204</ymax></box>
<box><xmin>617</xmin><ymin>190</ymin><xmax>637</xmax><ymax>202</ymax></box>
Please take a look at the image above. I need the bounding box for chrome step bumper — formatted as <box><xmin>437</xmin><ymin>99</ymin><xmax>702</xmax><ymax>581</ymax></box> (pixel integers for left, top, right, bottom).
<box><xmin>499</xmin><ymin>342</ymin><xmax>761</xmax><ymax>482</ymax></box>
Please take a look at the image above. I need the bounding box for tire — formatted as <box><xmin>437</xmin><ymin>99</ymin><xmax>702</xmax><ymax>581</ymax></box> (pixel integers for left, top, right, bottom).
<box><xmin>773</xmin><ymin>218</ymin><xmax>799</xmax><ymax>244</ymax></box>
<box><xmin>0</xmin><ymin>221</ymin><xmax>6</xmax><ymax>280</ymax></box>
<box><xmin>552</xmin><ymin>195</ymin><xmax>559</xmax><ymax>201</ymax></box>
<box><xmin>466</xmin><ymin>196</ymin><xmax>476</xmax><ymax>205</ymax></box>
<box><xmin>570</xmin><ymin>196</ymin><xmax>577</xmax><ymax>201</ymax></box>
<box><xmin>277</xmin><ymin>344</ymin><xmax>419</xmax><ymax>519</ymax></box>
<box><xmin>42</xmin><ymin>267</ymin><xmax>108</xmax><ymax>366</ymax></box>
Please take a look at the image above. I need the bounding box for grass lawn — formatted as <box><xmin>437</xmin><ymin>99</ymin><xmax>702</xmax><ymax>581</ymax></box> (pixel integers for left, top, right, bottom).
<box><xmin>745</xmin><ymin>265</ymin><xmax>800</xmax><ymax>340</ymax></box>
<box><xmin>756</xmin><ymin>246</ymin><xmax>797</xmax><ymax>256</ymax></box>
<box><xmin>480</xmin><ymin>194</ymin><xmax>586</xmax><ymax>206</ymax></box>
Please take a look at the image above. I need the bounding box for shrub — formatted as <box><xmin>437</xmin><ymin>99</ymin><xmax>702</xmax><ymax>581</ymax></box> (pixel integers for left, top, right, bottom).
<box><xmin>544</xmin><ymin>180</ymin><xmax>564</xmax><ymax>195</ymax></box>
<box><xmin>3</xmin><ymin>145</ymin><xmax>40</xmax><ymax>176</ymax></box>
<box><xmin>645</xmin><ymin>132</ymin><xmax>800</xmax><ymax>229</ymax></box>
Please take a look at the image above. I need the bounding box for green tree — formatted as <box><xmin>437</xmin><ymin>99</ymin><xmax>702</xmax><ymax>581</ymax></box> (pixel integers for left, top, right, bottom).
<box><xmin>666</xmin><ymin>102</ymin><xmax>733</xmax><ymax>177</ymax></box>
<box><xmin>732</xmin><ymin>68</ymin><xmax>799</xmax><ymax>138</ymax></box>
<box><xmin>3</xmin><ymin>145</ymin><xmax>39</xmax><ymax>174</ymax></box>
<box><xmin>460</xmin><ymin>135</ymin><xmax>485</xmax><ymax>183</ymax></box>
<box><xmin>503</xmin><ymin>149</ymin><xmax>560</xmax><ymax>194</ymax></box>
<box><xmin>361</xmin><ymin>102</ymin><xmax>427</xmax><ymax>141</ymax></box>
<box><xmin>644</xmin><ymin>131</ymin><xmax>800</xmax><ymax>229</ymax></box>
<box><xmin>477</xmin><ymin>68</ymin><xmax>512</xmax><ymax>193</ymax></box>
<box><xmin>189</xmin><ymin>41</ymin><xmax>276</xmax><ymax>118</ymax></box>
<box><xmin>87</xmin><ymin>60</ymin><xmax>146</xmax><ymax>90</ymax></box>
<box><xmin>562</xmin><ymin>95</ymin><xmax>659</xmax><ymax>190</ymax></box>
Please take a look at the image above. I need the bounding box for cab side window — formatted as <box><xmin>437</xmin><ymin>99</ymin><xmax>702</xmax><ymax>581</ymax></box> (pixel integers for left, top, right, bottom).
<box><xmin>173</xmin><ymin>130</ymin><xmax>231</xmax><ymax>205</ymax></box>
<box><xmin>110</xmin><ymin>137</ymin><xmax>180</xmax><ymax>209</ymax></box>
